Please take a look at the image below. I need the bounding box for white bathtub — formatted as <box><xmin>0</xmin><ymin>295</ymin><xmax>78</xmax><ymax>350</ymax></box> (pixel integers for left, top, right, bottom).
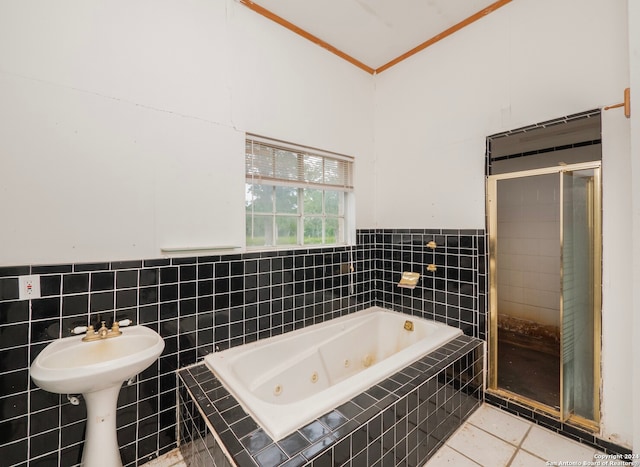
<box><xmin>204</xmin><ymin>306</ymin><xmax>462</xmax><ymax>441</ymax></box>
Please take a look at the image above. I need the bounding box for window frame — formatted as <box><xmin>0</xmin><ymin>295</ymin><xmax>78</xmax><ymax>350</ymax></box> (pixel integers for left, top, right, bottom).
<box><xmin>245</xmin><ymin>134</ymin><xmax>354</xmax><ymax>249</ymax></box>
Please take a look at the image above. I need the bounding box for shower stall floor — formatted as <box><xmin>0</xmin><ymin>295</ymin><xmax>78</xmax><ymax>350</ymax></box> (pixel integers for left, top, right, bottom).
<box><xmin>497</xmin><ymin>332</ymin><xmax>560</xmax><ymax>409</ymax></box>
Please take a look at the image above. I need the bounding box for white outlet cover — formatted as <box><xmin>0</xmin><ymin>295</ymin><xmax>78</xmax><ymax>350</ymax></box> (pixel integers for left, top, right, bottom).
<box><xmin>18</xmin><ymin>274</ymin><xmax>41</xmax><ymax>300</ymax></box>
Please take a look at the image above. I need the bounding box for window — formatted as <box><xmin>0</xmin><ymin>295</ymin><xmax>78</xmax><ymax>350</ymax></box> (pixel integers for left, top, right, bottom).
<box><xmin>245</xmin><ymin>135</ymin><xmax>354</xmax><ymax>248</ymax></box>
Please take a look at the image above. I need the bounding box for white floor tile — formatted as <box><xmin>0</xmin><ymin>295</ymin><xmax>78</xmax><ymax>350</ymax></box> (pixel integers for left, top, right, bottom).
<box><xmin>521</xmin><ymin>425</ymin><xmax>597</xmax><ymax>463</ymax></box>
<box><xmin>141</xmin><ymin>448</ymin><xmax>186</xmax><ymax>467</ymax></box>
<box><xmin>424</xmin><ymin>445</ymin><xmax>481</xmax><ymax>466</ymax></box>
<box><xmin>467</xmin><ymin>405</ymin><xmax>532</xmax><ymax>445</ymax></box>
<box><xmin>510</xmin><ymin>449</ymin><xmax>548</xmax><ymax>467</ymax></box>
<box><xmin>446</xmin><ymin>423</ymin><xmax>517</xmax><ymax>467</ymax></box>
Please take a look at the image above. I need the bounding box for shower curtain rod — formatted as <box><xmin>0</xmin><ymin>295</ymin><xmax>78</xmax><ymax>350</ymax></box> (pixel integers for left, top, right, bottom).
<box><xmin>603</xmin><ymin>88</ymin><xmax>631</xmax><ymax>118</ymax></box>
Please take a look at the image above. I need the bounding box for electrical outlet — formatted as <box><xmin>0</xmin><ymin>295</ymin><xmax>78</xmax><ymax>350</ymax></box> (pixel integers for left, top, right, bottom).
<box><xmin>18</xmin><ymin>275</ymin><xmax>41</xmax><ymax>299</ymax></box>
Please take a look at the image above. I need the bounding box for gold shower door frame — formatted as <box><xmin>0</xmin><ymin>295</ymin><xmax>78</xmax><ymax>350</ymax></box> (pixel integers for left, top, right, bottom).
<box><xmin>486</xmin><ymin>161</ymin><xmax>602</xmax><ymax>430</ymax></box>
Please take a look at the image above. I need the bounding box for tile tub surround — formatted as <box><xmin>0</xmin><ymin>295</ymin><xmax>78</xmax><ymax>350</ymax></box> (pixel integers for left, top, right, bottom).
<box><xmin>177</xmin><ymin>335</ymin><xmax>484</xmax><ymax>467</ymax></box>
<box><xmin>365</xmin><ymin>229</ymin><xmax>487</xmax><ymax>340</ymax></box>
<box><xmin>0</xmin><ymin>228</ymin><xmax>486</xmax><ymax>466</ymax></box>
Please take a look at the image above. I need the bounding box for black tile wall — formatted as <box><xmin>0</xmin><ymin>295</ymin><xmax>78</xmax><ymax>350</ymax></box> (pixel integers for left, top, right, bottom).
<box><xmin>365</xmin><ymin>229</ymin><xmax>487</xmax><ymax>339</ymax></box>
<box><xmin>0</xmin><ymin>229</ymin><xmax>485</xmax><ymax>466</ymax></box>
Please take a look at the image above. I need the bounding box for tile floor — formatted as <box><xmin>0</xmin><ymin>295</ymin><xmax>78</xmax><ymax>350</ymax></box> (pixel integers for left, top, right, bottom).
<box><xmin>425</xmin><ymin>404</ymin><xmax>606</xmax><ymax>467</ymax></box>
<box><xmin>144</xmin><ymin>404</ymin><xmax>607</xmax><ymax>467</ymax></box>
<box><xmin>142</xmin><ymin>448</ymin><xmax>185</xmax><ymax>467</ymax></box>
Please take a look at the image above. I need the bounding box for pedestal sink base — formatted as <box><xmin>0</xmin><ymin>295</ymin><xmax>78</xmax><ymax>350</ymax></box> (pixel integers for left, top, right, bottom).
<box><xmin>82</xmin><ymin>385</ymin><xmax>123</xmax><ymax>467</ymax></box>
<box><xmin>29</xmin><ymin>326</ymin><xmax>165</xmax><ymax>467</ymax></box>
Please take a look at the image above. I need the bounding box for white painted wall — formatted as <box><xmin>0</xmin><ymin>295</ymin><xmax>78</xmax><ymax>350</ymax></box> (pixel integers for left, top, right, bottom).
<box><xmin>374</xmin><ymin>0</ymin><xmax>632</xmax><ymax>447</ymax></box>
<box><xmin>373</xmin><ymin>0</ymin><xmax>628</xmax><ymax>229</ymax></box>
<box><xmin>0</xmin><ymin>0</ymin><xmax>374</xmax><ymax>266</ymax></box>
<box><xmin>628</xmin><ymin>0</ymin><xmax>640</xmax><ymax>456</ymax></box>
<box><xmin>601</xmin><ymin>110</ymin><xmax>632</xmax><ymax>447</ymax></box>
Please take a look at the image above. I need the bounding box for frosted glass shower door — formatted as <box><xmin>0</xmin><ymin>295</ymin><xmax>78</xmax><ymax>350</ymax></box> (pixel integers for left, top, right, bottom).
<box><xmin>488</xmin><ymin>162</ymin><xmax>601</xmax><ymax>426</ymax></box>
<box><xmin>493</xmin><ymin>173</ymin><xmax>561</xmax><ymax>408</ymax></box>
<box><xmin>561</xmin><ymin>168</ymin><xmax>600</xmax><ymax>423</ymax></box>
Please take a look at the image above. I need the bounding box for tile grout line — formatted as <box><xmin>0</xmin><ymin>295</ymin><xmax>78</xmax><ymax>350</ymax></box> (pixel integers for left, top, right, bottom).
<box><xmin>465</xmin><ymin>410</ymin><xmax>532</xmax><ymax>448</ymax></box>
<box><xmin>505</xmin><ymin>424</ymin><xmax>534</xmax><ymax>466</ymax></box>
<box><xmin>464</xmin><ymin>412</ymin><xmax>559</xmax><ymax>466</ymax></box>
<box><xmin>441</xmin><ymin>442</ymin><xmax>483</xmax><ymax>466</ymax></box>
<box><xmin>447</xmin><ymin>407</ymin><xmax>547</xmax><ymax>466</ymax></box>
<box><xmin>438</xmin><ymin>422</ymin><xmax>483</xmax><ymax>466</ymax></box>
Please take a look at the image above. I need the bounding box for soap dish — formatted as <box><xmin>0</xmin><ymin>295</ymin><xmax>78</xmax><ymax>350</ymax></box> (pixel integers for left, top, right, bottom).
<box><xmin>398</xmin><ymin>272</ymin><xmax>420</xmax><ymax>289</ymax></box>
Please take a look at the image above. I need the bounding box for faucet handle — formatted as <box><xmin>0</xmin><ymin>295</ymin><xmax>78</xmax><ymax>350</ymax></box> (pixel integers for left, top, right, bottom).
<box><xmin>72</xmin><ymin>325</ymin><xmax>88</xmax><ymax>335</ymax></box>
<box><xmin>110</xmin><ymin>319</ymin><xmax>128</xmax><ymax>336</ymax></box>
<box><xmin>83</xmin><ymin>325</ymin><xmax>94</xmax><ymax>340</ymax></box>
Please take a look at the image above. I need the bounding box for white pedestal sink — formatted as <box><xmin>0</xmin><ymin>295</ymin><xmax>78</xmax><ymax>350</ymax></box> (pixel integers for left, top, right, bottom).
<box><xmin>30</xmin><ymin>325</ymin><xmax>165</xmax><ymax>467</ymax></box>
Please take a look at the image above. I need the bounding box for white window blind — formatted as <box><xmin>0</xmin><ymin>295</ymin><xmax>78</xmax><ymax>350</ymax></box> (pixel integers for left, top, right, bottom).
<box><xmin>245</xmin><ymin>135</ymin><xmax>354</xmax><ymax>191</ymax></box>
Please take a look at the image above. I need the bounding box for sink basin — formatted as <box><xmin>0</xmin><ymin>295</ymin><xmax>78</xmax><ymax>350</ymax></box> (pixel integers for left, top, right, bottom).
<box><xmin>31</xmin><ymin>325</ymin><xmax>165</xmax><ymax>394</ymax></box>
<box><xmin>30</xmin><ymin>325</ymin><xmax>164</xmax><ymax>467</ymax></box>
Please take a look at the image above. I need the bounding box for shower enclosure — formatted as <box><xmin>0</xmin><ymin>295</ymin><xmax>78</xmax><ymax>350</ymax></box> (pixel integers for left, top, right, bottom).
<box><xmin>487</xmin><ymin>161</ymin><xmax>601</xmax><ymax>429</ymax></box>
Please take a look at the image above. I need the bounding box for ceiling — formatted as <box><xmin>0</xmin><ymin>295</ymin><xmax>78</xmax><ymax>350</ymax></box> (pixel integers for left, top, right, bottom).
<box><xmin>240</xmin><ymin>0</ymin><xmax>511</xmax><ymax>73</ymax></box>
